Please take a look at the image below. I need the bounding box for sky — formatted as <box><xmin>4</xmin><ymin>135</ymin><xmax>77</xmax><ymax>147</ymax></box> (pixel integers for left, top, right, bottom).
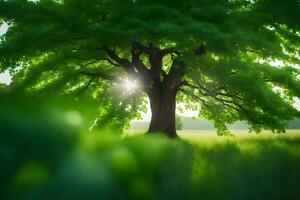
<box><xmin>0</xmin><ymin>23</ymin><xmax>11</xmax><ymax>85</ymax></box>
<box><xmin>0</xmin><ymin>23</ymin><xmax>8</xmax><ymax>35</ymax></box>
<box><xmin>0</xmin><ymin>21</ymin><xmax>299</xmax><ymax>121</ymax></box>
<box><xmin>0</xmin><ymin>71</ymin><xmax>11</xmax><ymax>85</ymax></box>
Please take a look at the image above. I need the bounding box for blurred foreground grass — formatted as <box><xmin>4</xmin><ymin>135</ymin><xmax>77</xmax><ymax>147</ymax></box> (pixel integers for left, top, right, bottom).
<box><xmin>1</xmin><ymin>103</ymin><xmax>300</xmax><ymax>200</ymax></box>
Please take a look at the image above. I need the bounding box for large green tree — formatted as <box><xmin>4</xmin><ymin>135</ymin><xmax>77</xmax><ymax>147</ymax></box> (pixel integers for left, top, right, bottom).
<box><xmin>0</xmin><ymin>0</ymin><xmax>300</xmax><ymax>137</ymax></box>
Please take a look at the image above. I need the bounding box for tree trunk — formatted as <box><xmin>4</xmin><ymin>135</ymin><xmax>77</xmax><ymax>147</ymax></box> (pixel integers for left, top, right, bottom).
<box><xmin>147</xmin><ymin>87</ymin><xmax>177</xmax><ymax>138</ymax></box>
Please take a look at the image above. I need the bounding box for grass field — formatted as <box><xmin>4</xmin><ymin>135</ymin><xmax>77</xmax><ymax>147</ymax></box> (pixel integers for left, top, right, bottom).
<box><xmin>179</xmin><ymin>129</ymin><xmax>300</xmax><ymax>141</ymax></box>
<box><xmin>127</xmin><ymin>129</ymin><xmax>300</xmax><ymax>139</ymax></box>
<box><xmin>124</xmin><ymin>129</ymin><xmax>300</xmax><ymax>200</ymax></box>
<box><xmin>2</xmin><ymin>109</ymin><xmax>300</xmax><ymax>200</ymax></box>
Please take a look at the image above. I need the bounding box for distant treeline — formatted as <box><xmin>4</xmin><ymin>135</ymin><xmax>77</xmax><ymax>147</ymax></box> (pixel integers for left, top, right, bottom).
<box><xmin>130</xmin><ymin>117</ymin><xmax>300</xmax><ymax>130</ymax></box>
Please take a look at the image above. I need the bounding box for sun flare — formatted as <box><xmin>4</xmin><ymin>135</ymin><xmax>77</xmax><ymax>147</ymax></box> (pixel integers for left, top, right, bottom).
<box><xmin>122</xmin><ymin>78</ymin><xmax>138</xmax><ymax>93</ymax></box>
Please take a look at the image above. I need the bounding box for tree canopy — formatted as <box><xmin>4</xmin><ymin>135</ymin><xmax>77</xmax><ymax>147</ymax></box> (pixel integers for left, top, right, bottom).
<box><xmin>0</xmin><ymin>0</ymin><xmax>300</xmax><ymax>136</ymax></box>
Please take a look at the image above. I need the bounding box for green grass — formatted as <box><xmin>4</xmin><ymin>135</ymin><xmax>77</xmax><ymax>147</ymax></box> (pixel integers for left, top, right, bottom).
<box><xmin>1</xmin><ymin>107</ymin><xmax>300</xmax><ymax>200</ymax></box>
<box><xmin>128</xmin><ymin>129</ymin><xmax>300</xmax><ymax>143</ymax></box>
<box><xmin>179</xmin><ymin>129</ymin><xmax>300</xmax><ymax>141</ymax></box>
<box><xmin>180</xmin><ymin>130</ymin><xmax>300</xmax><ymax>200</ymax></box>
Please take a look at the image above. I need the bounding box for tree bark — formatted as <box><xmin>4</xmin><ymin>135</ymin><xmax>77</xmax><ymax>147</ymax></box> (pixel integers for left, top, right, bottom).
<box><xmin>126</xmin><ymin>44</ymin><xmax>185</xmax><ymax>138</ymax></box>
<box><xmin>147</xmin><ymin>86</ymin><xmax>177</xmax><ymax>138</ymax></box>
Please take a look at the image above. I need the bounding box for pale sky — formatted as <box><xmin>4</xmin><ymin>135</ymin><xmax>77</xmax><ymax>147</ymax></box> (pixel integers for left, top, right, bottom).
<box><xmin>0</xmin><ymin>23</ymin><xmax>11</xmax><ymax>85</ymax></box>
<box><xmin>0</xmin><ymin>71</ymin><xmax>11</xmax><ymax>85</ymax></box>
<box><xmin>0</xmin><ymin>22</ymin><xmax>8</xmax><ymax>35</ymax></box>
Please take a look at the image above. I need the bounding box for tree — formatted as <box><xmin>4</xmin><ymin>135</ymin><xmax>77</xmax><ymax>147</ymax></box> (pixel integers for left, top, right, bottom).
<box><xmin>0</xmin><ymin>0</ymin><xmax>300</xmax><ymax>138</ymax></box>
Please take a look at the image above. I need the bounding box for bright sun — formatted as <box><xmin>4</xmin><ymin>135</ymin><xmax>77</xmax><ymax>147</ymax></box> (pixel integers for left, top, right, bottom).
<box><xmin>122</xmin><ymin>78</ymin><xmax>138</xmax><ymax>94</ymax></box>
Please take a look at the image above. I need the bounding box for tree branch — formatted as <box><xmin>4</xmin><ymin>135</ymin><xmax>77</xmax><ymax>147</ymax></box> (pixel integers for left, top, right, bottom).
<box><xmin>182</xmin><ymin>80</ymin><xmax>264</xmax><ymax>125</ymax></box>
<box><xmin>132</xmin><ymin>42</ymin><xmax>151</xmax><ymax>54</ymax></box>
<box><xmin>103</xmin><ymin>46</ymin><xmax>133</xmax><ymax>72</ymax></box>
<box><xmin>181</xmin><ymin>89</ymin><xmax>207</xmax><ymax>106</ymax></box>
<box><xmin>194</xmin><ymin>44</ymin><xmax>206</xmax><ymax>55</ymax></box>
<box><xmin>131</xmin><ymin>42</ymin><xmax>150</xmax><ymax>75</ymax></box>
<box><xmin>161</xmin><ymin>47</ymin><xmax>180</xmax><ymax>56</ymax></box>
<box><xmin>78</xmin><ymin>77</ymin><xmax>95</xmax><ymax>94</ymax></box>
<box><xmin>79</xmin><ymin>71</ymin><xmax>115</xmax><ymax>81</ymax></box>
<box><xmin>164</xmin><ymin>58</ymin><xmax>186</xmax><ymax>90</ymax></box>
<box><xmin>99</xmin><ymin>58</ymin><xmax>119</xmax><ymax>66</ymax></box>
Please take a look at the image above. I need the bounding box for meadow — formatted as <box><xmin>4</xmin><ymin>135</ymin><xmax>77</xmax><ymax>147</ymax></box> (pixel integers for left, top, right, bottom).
<box><xmin>1</xmin><ymin>1</ymin><xmax>300</xmax><ymax>199</ymax></box>
<box><xmin>1</xmin><ymin>104</ymin><xmax>300</xmax><ymax>200</ymax></box>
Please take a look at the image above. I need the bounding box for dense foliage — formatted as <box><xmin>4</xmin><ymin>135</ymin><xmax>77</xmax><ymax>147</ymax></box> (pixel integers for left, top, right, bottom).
<box><xmin>0</xmin><ymin>0</ymin><xmax>300</xmax><ymax>135</ymax></box>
